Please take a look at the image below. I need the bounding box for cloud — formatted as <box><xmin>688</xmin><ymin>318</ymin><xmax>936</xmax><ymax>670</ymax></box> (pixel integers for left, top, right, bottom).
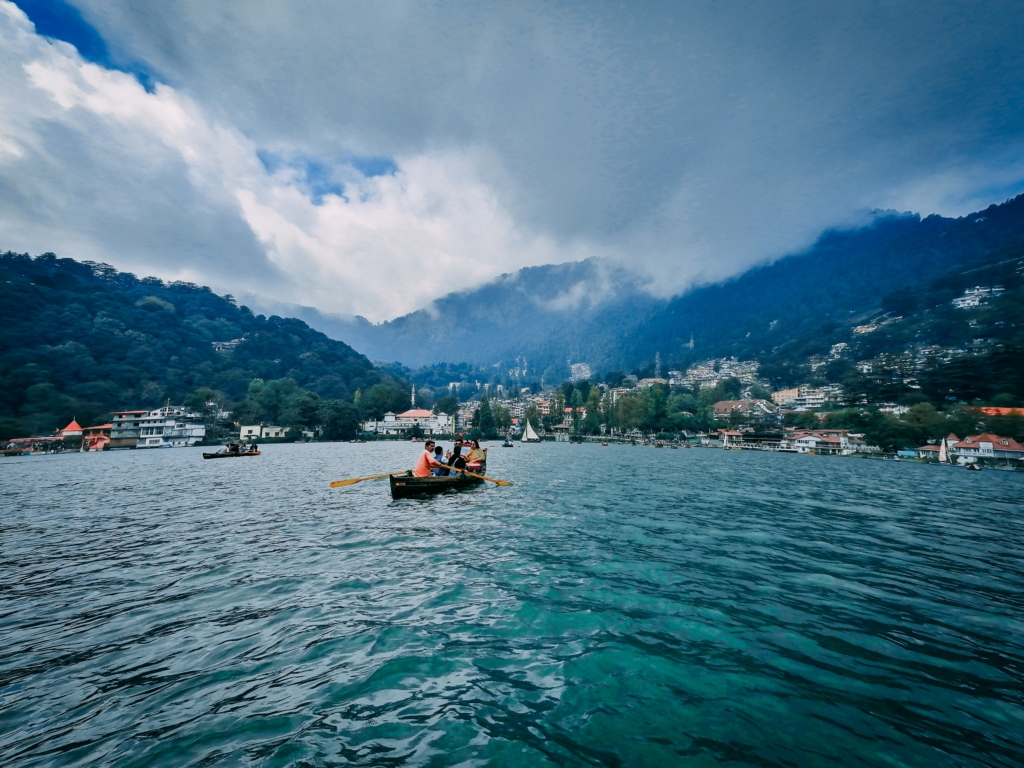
<box><xmin>0</xmin><ymin>1</ymin><xmax>593</xmax><ymax>319</ymax></box>
<box><xmin>3</xmin><ymin>0</ymin><xmax>1024</xmax><ymax>320</ymax></box>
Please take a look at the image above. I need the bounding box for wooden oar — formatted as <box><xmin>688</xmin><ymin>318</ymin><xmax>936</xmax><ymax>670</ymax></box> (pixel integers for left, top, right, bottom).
<box><xmin>330</xmin><ymin>472</ymin><xmax>400</xmax><ymax>488</ymax></box>
<box><xmin>453</xmin><ymin>467</ymin><xmax>513</xmax><ymax>486</ymax></box>
<box><xmin>330</xmin><ymin>467</ymin><xmax>513</xmax><ymax>488</ymax></box>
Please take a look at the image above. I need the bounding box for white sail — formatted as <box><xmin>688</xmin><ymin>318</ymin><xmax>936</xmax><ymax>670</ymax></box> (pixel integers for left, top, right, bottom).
<box><xmin>938</xmin><ymin>438</ymin><xmax>948</xmax><ymax>464</ymax></box>
<box><xmin>522</xmin><ymin>419</ymin><xmax>540</xmax><ymax>442</ymax></box>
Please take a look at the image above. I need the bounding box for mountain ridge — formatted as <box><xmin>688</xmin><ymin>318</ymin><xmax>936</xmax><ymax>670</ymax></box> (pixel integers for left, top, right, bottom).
<box><xmin>290</xmin><ymin>195</ymin><xmax>1024</xmax><ymax>380</ymax></box>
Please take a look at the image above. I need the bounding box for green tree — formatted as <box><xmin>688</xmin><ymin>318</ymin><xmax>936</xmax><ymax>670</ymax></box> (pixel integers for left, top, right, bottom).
<box><xmin>319</xmin><ymin>399</ymin><xmax>360</xmax><ymax>440</ymax></box>
<box><xmin>361</xmin><ymin>383</ymin><xmax>407</xmax><ymax>419</ymax></box>
<box><xmin>282</xmin><ymin>390</ymin><xmax>323</xmax><ymax>428</ymax></box>
<box><xmin>492</xmin><ymin>404</ymin><xmax>512</xmax><ymax>431</ymax></box>
<box><xmin>747</xmin><ymin>383</ymin><xmax>772</xmax><ymax>400</ymax></box>
<box><xmin>616</xmin><ymin>392</ymin><xmax>644</xmax><ymax>432</ymax></box>
<box><xmin>256</xmin><ymin>378</ymin><xmax>301</xmax><ymax>424</ymax></box>
<box><xmin>476</xmin><ymin>395</ymin><xmax>497</xmax><ymax>439</ymax></box>
<box><xmin>433</xmin><ymin>395</ymin><xmax>459</xmax><ymax>415</ymax></box>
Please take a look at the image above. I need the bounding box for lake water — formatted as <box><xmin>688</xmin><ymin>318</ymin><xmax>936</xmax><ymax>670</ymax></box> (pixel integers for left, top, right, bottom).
<box><xmin>2</xmin><ymin>443</ymin><xmax>1023</xmax><ymax>767</ymax></box>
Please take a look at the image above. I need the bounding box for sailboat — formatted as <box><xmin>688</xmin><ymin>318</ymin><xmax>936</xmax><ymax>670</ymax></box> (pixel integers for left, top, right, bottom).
<box><xmin>935</xmin><ymin>436</ymin><xmax>958</xmax><ymax>467</ymax></box>
<box><xmin>521</xmin><ymin>418</ymin><xmax>540</xmax><ymax>443</ymax></box>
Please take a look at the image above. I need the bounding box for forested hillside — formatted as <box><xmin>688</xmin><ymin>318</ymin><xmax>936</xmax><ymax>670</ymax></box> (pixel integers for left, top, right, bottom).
<box><xmin>751</xmin><ymin>248</ymin><xmax>1024</xmax><ymax>404</ymax></box>
<box><xmin>0</xmin><ymin>252</ymin><xmax>405</xmax><ymax>439</ymax></box>
<box><xmin>336</xmin><ymin>195</ymin><xmax>1024</xmax><ymax>380</ymax></box>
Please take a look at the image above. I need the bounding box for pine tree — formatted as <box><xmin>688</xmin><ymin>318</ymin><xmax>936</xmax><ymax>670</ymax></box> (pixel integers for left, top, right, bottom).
<box><xmin>476</xmin><ymin>394</ymin><xmax>496</xmax><ymax>438</ymax></box>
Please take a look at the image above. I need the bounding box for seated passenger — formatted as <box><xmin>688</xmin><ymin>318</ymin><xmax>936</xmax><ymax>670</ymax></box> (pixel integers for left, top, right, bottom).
<box><xmin>464</xmin><ymin>440</ymin><xmax>485</xmax><ymax>469</ymax></box>
<box><xmin>431</xmin><ymin>445</ymin><xmax>447</xmax><ymax>475</ymax></box>
<box><xmin>442</xmin><ymin>441</ymin><xmax>466</xmax><ymax>475</ymax></box>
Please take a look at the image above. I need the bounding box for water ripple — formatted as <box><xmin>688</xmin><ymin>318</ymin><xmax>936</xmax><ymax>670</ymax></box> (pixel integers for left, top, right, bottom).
<box><xmin>2</xmin><ymin>443</ymin><xmax>1023</xmax><ymax>766</ymax></box>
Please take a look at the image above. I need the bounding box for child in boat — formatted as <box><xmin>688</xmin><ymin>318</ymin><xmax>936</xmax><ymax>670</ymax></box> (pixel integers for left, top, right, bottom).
<box><xmin>431</xmin><ymin>445</ymin><xmax>446</xmax><ymax>475</ymax></box>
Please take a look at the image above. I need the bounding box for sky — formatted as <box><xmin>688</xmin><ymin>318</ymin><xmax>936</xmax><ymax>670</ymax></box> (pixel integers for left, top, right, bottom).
<box><xmin>2</xmin><ymin>0</ymin><xmax>1024</xmax><ymax>321</ymax></box>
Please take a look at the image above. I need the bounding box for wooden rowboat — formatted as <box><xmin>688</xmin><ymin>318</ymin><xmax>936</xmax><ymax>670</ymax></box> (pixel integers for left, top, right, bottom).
<box><xmin>203</xmin><ymin>451</ymin><xmax>262</xmax><ymax>459</ymax></box>
<box><xmin>389</xmin><ymin>466</ymin><xmax>486</xmax><ymax>499</ymax></box>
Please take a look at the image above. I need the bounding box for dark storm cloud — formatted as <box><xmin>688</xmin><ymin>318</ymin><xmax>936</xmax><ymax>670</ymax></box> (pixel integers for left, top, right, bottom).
<box><xmin>4</xmin><ymin>0</ymin><xmax>1024</xmax><ymax>315</ymax></box>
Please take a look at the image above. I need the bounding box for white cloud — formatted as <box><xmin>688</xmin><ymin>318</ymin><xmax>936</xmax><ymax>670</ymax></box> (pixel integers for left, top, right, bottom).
<box><xmin>0</xmin><ymin>1</ymin><xmax>595</xmax><ymax>320</ymax></box>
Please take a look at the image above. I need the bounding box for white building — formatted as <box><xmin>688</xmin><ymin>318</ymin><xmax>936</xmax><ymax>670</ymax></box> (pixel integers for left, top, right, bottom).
<box><xmin>791</xmin><ymin>387</ymin><xmax>826</xmax><ymax>411</ymax></box>
<box><xmin>131</xmin><ymin>406</ymin><xmax>206</xmax><ymax>448</ymax></box>
<box><xmin>240</xmin><ymin>425</ymin><xmax>287</xmax><ymax>440</ymax></box>
<box><xmin>363</xmin><ymin>409</ymin><xmax>452</xmax><ymax>436</ymax></box>
<box><xmin>952</xmin><ymin>286</ymin><xmax>1004</xmax><ymax>309</ymax></box>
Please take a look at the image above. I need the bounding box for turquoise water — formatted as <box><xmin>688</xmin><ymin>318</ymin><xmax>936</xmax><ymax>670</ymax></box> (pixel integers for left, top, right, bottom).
<box><xmin>2</xmin><ymin>443</ymin><xmax>1023</xmax><ymax>767</ymax></box>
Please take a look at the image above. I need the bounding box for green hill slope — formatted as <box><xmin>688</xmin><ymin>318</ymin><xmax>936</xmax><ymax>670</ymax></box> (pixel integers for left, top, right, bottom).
<box><xmin>0</xmin><ymin>252</ymin><xmax>397</xmax><ymax>439</ymax></box>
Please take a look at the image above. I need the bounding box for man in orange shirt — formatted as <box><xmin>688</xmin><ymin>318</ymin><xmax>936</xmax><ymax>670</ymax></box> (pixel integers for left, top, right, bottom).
<box><xmin>414</xmin><ymin>440</ymin><xmax>443</xmax><ymax>477</ymax></box>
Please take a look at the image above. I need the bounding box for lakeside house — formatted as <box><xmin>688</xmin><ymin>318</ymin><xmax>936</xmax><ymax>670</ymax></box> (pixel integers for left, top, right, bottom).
<box><xmin>708</xmin><ymin>428</ymin><xmax>873</xmax><ymax>454</ymax></box>
<box><xmin>239</xmin><ymin>425</ymin><xmax>287</xmax><ymax>440</ymax></box>
<box><xmin>917</xmin><ymin>433</ymin><xmax>1024</xmax><ymax>462</ymax></box>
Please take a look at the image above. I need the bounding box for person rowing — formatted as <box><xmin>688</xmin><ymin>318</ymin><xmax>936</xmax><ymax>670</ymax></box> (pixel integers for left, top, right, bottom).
<box><xmin>414</xmin><ymin>440</ymin><xmax>445</xmax><ymax>477</ymax></box>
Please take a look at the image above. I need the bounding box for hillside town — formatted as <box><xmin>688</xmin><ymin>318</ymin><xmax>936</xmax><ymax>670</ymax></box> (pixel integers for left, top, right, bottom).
<box><xmin>4</xmin><ymin>355</ymin><xmax>1023</xmax><ymax>468</ymax></box>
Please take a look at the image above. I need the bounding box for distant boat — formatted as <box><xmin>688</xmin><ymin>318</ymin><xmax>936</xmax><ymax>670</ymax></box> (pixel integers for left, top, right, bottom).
<box><xmin>935</xmin><ymin>438</ymin><xmax>958</xmax><ymax>467</ymax></box>
<box><xmin>203</xmin><ymin>450</ymin><xmax>261</xmax><ymax>459</ymax></box>
<box><xmin>521</xmin><ymin>419</ymin><xmax>540</xmax><ymax>443</ymax></box>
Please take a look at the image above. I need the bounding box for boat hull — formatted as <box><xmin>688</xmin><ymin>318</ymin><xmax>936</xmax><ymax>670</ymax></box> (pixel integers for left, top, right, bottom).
<box><xmin>389</xmin><ymin>469</ymin><xmax>485</xmax><ymax>499</ymax></box>
<box><xmin>203</xmin><ymin>451</ymin><xmax>262</xmax><ymax>459</ymax></box>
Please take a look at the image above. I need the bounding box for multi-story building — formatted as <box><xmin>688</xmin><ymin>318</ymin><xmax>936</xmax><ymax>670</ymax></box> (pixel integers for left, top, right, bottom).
<box><xmin>110</xmin><ymin>406</ymin><xmax>206</xmax><ymax>449</ymax></box>
<box><xmin>791</xmin><ymin>387</ymin><xmax>826</xmax><ymax>411</ymax></box>
<box><xmin>771</xmin><ymin>388</ymin><xmax>799</xmax><ymax>406</ymax></box>
<box><xmin>109</xmin><ymin>410</ymin><xmax>148</xmax><ymax>449</ymax></box>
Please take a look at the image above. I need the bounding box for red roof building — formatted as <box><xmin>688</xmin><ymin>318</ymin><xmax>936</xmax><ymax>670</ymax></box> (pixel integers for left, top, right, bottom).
<box><xmin>59</xmin><ymin>419</ymin><xmax>83</xmax><ymax>437</ymax></box>
<box><xmin>395</xmin><ymin>409</ymin><xmax>434</xmax><ymax>419</ymax></box>
<box><xmin>951</xmin><ymin>433</ymin><xmax>1024</xmax><ymax>460</ymax></box>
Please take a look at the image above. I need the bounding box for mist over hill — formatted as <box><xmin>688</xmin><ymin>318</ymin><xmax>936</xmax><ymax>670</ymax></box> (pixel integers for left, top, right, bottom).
<box><xmin>287</xmin><ymin>195</ymin><xmax>1024</xmax><ymax>383</ymax></box>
